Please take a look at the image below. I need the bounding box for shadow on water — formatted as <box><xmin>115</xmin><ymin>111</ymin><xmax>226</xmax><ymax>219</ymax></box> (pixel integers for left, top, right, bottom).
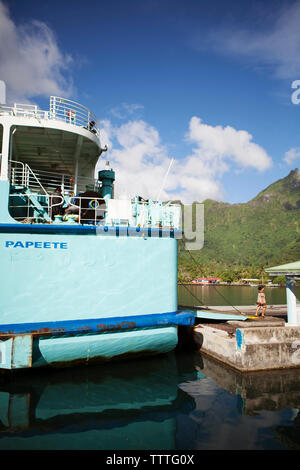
<box><xmin>0</xmin><ymin>350</ymin><xmax>300</xmax><ymax>449</ymax></box>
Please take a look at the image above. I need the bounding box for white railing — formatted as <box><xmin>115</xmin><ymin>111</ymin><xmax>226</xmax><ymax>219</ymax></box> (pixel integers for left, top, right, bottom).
<box><xmin>9</xmin><ymin>160</ymin><xmax>100</xmax><ymax>194</ymax></box>
<box><xmin>0</xmin><ymin>97</ymin><xmax>100</xmax><ymax>138</ymax></box>
<box><xmin>0</xmin><ymin>103</ymin><xmax>49</xmax><ymax>120</ymax></box>
<box><xmin>10</xmin><ymin>160</ymin><xmax>48</xmax><ymax>194</ymax></box>
<box><xmin>49</xmin><ymin>96</ymin><xmax>100</xmax><ymax>137</ymax></box>
<box><xmin>9</xmin><ymin>189</ymin><xmax>181</xmax><ymax>227</ymax></box>
<box><xmin>9</xmin><ymin>190</ymin><xmax>105</xmax><ymax>224</ymax></box>
<box><xmin>8</xmin><ymin>160</ymin><xmax>181</xmax><ymax>228</ymax></box>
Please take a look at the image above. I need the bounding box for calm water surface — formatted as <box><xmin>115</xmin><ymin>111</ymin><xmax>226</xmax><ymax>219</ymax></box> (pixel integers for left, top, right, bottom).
<box><xmin>0</xmin><ymin>350</ymin><xmax>300</xmax><ymax>450</ymax></box>
<box><xmin>178</xmin><ymin>284</ymin><xmax>300</xmax><ymax>308</ymax></box>
<box><xmin>1</xmin><ymin>286</ymin><xmax>300</xmax><ymax>451</ymax></box>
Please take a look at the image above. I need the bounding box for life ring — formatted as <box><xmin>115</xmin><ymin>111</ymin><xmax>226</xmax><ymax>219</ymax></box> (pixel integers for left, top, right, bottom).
<box><xmin>89</xmin><ymin>199</ymin><xmax>100</xmax><ymax>209</ymax></box>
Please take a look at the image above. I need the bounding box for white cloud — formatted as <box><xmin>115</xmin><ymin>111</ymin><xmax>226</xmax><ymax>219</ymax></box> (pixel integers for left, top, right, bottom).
<box><xmin>202</xmin><ymin>1</ymin><xmax>300</xmax><ymax>79</ymax></box>
<box><xmin>284</xmin><ymin>147</ymin><xmax>300</xmax><ymax>165</ymax></box>
<box><xmin>186</xmin><ymin>117</ymin><xmax>272</xmax><ymax>172</ymax></box>
<box><xmin>109</xmin><ymin>102</ymin><xmax>144</xmax><ymax>120</ymax></box>
<box><xmin>97</xmin><ymin>116</ymin><xmax>272</xmax><ymax>203</ymax></box>
<box><xmin>0</xmin><ymin>1</ymin><xmax>73</xmax><ymax>104</ymax></box>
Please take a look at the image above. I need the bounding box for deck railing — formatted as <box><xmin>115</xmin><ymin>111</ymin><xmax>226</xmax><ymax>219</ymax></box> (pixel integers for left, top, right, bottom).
<box><xmin>0</xmin><ymin>97</ymin><xmax>100</xmax><ymax>138</ymax></box>
<box><xmin>9</xmin><ymin>192</ymin><xmax>64</xmax><ymax>223</ymax></box>
<box><xmin>49</xmin><ymin>96</ymin><xmax>100</xmax><ymax>138</ymax></box>
<box><xmin>8</xmin><ymin>162</ymin><xmax>181</xmax><ymax>228</ymax></box>
<box><xmin>9</xmin><ymin>160</ymin><xmax>100</xmax><ymax>194</ymax></box>
<box><xmin>0</xmin><ymin>103</ymin><xmax>49</xmax><ymax>120</ymax></box>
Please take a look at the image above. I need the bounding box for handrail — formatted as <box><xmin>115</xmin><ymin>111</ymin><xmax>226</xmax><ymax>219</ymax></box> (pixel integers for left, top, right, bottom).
<box><xmin>0</xmin><ymin>97</ymin><xmax>100</xmax><ymax>139</ymax></box>
<box><xmin>0</xmin><ymin>103</ymin><xmax>49</xmax><ymax>119</ymax></box>
<box><xmin>64</xmin><ymin>195</ymin><xmax>106</xmax><ymax>225</ymax></box>
<box><xmin>9</xmin><ymin>160</ymin><xmax>100</xmax><ymax>194</ymax></box>
<box><xmin>9</xmin><ymin>192</ymin><xmax>64</xmax><ymax>222</ymax></box>
<box><xmin>25</xmin><ymin>163</ymin><xmax>48</xmax><ymax>195</ymax></box>
<box><xmin>8</xmin><ymin>192</ymin><xmax>181</xmax><ymax>227</ymax></box>
<box><xmin>9</xmin><ymin>160</ymin><xmax>48</xmax><ymax>195</ymax></box>
<box><xmin>49</xmin><ymin>96</ymin><xmax>100</xmax><ymax>138</ymax></box>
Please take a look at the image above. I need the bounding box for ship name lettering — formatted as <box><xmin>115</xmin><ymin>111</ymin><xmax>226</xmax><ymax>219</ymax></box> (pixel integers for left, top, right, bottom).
<box><xmin>5</xmin><ymin>240</ymin><xmax>68</xmax><ymax>249</ymax></box>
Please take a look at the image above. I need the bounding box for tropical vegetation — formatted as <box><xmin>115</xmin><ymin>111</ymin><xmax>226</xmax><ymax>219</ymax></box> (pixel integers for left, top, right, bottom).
<box><xmin>178</xmin><ymin>169</ymin><xmax>300</xmax><ymax>284</ymax></box>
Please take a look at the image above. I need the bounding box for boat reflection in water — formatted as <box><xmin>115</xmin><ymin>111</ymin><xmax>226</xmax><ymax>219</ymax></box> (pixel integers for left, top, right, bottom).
<box><xmin>1</xmin><ymin>351</ymin><xmax>300</xmax><ymax>450</ymax></box>
<box><xmin>0</xmin><ymin>353</ymin><xmax>199</xmax><ymax>450</ymax></box>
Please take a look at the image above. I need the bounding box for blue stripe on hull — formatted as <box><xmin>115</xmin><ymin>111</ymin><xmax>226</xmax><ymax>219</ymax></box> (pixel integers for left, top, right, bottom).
<box><xmin>0</xmin><ymin>223</ymin><xmax>181</xmax><ymax>237</ymax></box>
<box><xmin>0</xmin><ymin>311</ymin><xmax>194</xmax><ymax>337</ymax></box>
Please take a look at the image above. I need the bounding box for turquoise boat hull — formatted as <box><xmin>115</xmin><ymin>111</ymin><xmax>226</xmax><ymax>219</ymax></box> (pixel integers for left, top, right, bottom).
<box><xmin>0</xmin><ymin>94</ymin><xmax>195</xmax><ymax>370</ymax></box>
<box><xmin>0</xmin><ymin>182</ymin><xmax>194</xmax><ymax>369</ymax></box>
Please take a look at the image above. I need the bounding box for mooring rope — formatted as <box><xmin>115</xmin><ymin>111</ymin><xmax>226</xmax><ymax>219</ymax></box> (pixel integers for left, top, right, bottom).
<box><xmin>183</xmin><ymin>249</ymin><xmax>243</xmax><ymax>314</ymax></box>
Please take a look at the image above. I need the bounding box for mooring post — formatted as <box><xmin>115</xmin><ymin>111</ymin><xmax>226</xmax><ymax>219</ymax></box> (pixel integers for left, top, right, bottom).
<box><xmin>286</xmin><ymin>276</ymin><xmax>298</xmax><ymax>325</ymax></box>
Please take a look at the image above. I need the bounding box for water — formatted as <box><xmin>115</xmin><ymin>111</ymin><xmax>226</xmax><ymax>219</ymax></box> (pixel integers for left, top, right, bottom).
<box><xmin>178</xmin><ymin>284</ymin><xmax>300</xmax><ymax>308</ymax></box>
<box><xmin>0</xmin><ymin>351</ymin><xmax>300</xmax><ymax>450</ymax></box>
<box><xmin>1</xmin><ymin>286</ymin><xmax>300</xmax><ymax>451</ymax></box>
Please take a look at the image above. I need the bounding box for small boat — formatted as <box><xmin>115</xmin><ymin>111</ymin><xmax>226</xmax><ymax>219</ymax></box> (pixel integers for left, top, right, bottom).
<box><xmin>0</xmin><ymin>88</ymin><xmax>194</xmax><ymax>370</ymax></box>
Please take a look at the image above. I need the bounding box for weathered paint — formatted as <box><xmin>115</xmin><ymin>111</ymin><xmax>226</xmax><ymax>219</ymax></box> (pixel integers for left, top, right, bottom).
<box><xmin>0</xmin><ymin>335</ymin><xmax>33</xmax><ymax>369</ymax></box>
<box><xmin>0</xmin><ymin>311</ymin><xmax>193</xmax><ymax>337</ymax></box>
<box><xmin>5</xmin><ymin>326</ymin><xmax>179</xmax><ymax>369</ymax></box>
<box><xmin>0</xmin><ymin>310</ymin><xmax>195</xmax><ymax>369</ymax></box>
<box><xmin>0</xmin><ymin>338</ymin><xmax>12</xmax><ymax>369</ymax></box>
<box><xmin>236</xmin><ymin>329</ymin><xmax>244</xmax><ymax>350</ymax></box>
<box><xmin>11</xmin><ymin>334</ymin><xmax>33</xmax><ymax>368</ymax></box>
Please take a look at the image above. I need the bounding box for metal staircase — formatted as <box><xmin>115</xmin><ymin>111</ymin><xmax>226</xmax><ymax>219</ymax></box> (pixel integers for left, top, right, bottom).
<box><xmin>9</xmin><ymin>161</ymin><xmax>60</xmax><ymax>222</ymax></box>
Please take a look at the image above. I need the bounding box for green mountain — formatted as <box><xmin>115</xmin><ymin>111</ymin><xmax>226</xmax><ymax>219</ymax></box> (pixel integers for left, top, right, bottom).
<box><xmin>178</xmin><ymin>168</ymin><xmax>300</xmax><ymax>281</ymax></box>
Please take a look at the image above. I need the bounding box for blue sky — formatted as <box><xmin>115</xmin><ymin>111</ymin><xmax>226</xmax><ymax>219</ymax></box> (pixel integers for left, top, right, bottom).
<box><xmin>1</xmin><ymin>0</ymin><xmax>300</xmax><ymax>203</ymax></box>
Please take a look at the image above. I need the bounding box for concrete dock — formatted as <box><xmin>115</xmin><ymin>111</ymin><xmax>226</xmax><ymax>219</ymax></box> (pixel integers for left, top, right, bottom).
<box><xmin>179</xmin><ymin>304</ymin><xmax>287</xmax><ymax>318</ymax></box>
<box><xmin>182</xmin><ymin>304</ymin><xmax>300</xmax><ymax>372</ymax></box>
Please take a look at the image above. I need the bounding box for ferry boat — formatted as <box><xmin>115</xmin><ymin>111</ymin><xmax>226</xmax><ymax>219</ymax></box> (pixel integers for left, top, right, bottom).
<box><xmin>0</xmin><ymin>87</ymin><xmax>194</xmax><ymax>370</ymax></box>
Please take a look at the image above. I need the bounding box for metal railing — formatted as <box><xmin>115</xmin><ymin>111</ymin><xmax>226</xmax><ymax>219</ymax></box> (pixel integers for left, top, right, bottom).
<box><xmin>9</xmin><ymin>160</ymin><xmax>100</xmax><ymax>194</ymax></box>
<box><xmin>0</xmin><ymin>97</ymin><xmax>100</xmax><ymax>138</ymax></box>
<box><xmin>0</xmin><ymin>103</ymin><xmax>49</xmax><ymax>120</ymax></box>
<box><xmin>8</xmin><ymin>162</ymin><xmax>181</xmax><ymax>228</ymax></box>
<box><xmin>9</xmin><ymin>191</ymin><xmax>106</xmax><ymax>225</ymax></box>
<box><xmin>9</xmin><ymin>188</ymin><xmax>181</xmax><ymax>228</ymax></box>
<box><xmin>61</xmin><ymin>196</ymin><xmax>106</xmax><ymax>225</ymax></box>
<box><xmin>9</xmin><ymin>193</ymin><xmax>64</xmax><ymax>223</ymax></box>
<box><xmin>49</xmin><ymin>96</ymin><xmax>100</xmax><ymax>138</ymax></box>
<box><xmin>10</xmin><ymin>160</ymin><xmax>48</xmax><ymax>194</ymax></box>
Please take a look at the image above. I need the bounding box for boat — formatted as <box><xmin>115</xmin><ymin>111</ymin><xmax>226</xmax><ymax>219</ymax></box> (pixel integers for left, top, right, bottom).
<box><xmin>0</xmin><ymin>88</ymin><xmax>194</xmax><ymax>370</ymax></box>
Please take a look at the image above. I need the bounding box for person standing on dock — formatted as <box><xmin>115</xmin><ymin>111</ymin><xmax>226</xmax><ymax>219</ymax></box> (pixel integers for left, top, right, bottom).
<box><xmin>255</xmin><ymin>286</ymin><xmax>267</xmax><ymax>317</ymax></box>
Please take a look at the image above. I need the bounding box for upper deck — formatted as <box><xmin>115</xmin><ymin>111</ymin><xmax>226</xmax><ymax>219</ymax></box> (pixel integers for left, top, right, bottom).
<box><xmin>0</xmin><ymin>96</ymin><xmax>101</xmax><ymax>140</ymax></box>
<box><xmin>0</xmin><ymin>95</ymin><xmax>181</xmax><ymax>231</ymax></box>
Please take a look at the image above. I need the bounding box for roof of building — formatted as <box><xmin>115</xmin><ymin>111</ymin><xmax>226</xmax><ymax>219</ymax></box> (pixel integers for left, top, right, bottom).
<box><xmin>265</xmin><ymin>261</ymin><xmax>300</xmax><ymax>275</ymax></box>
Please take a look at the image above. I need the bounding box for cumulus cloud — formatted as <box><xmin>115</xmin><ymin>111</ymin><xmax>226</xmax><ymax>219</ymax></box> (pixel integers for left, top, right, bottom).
<box><xmin>202</xmin><ymin>1</ymin><xmax>300</xmax><ymax>79</ymax></box>
<box><xmin>97</xmin><ymin>116</ymin><xmax>272</xmax><ymax>203</ymax></box>
<box><xmin>284</xmin><ymin>147</ymin><xmax>300</xmax><ymax>165</ymax></box>
<box><xmin>0</xmin><ymin>1</ymin><xmax>73</xmax><ymax>104</ymax></box>
<box><xmin>186</xmin><ymin>117</ymin><xmax>272</xmax><ymax>172</ymax></box>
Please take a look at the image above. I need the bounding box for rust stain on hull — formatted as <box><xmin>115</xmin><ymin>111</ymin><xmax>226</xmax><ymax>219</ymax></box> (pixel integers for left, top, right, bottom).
<box><xmin>33</xmin><ymin>349</ymin><xmax>165</xmax><ymax>370</ymax></box>
<box><xmin>0</xmin><ymin>321</ymin><xmax>137</xmax><ymax>339</ymax></box>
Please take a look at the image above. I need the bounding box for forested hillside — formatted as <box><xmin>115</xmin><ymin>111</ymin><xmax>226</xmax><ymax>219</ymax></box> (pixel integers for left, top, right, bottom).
<box><xmin>178</xmin><ymin>169</ymin><xmax>300</xmax><ymax>282</ymax></box>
